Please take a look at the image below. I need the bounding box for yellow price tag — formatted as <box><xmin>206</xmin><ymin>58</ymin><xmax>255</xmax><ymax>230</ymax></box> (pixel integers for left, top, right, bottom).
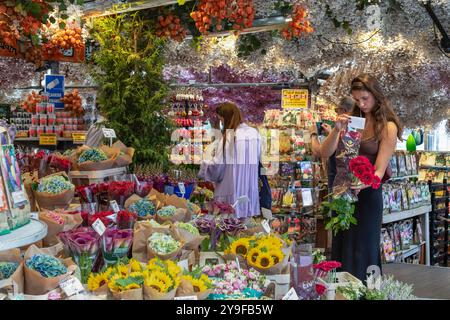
<box><xmin>39</xmin><ymin>133</ymin><xmax>57</xmax><ymax>146</ymax></box>
<box><xmin>282</xmin><ymin>89</ymin><xmax>309</xmax><ymax>109</ymax></box>
<box><xmin>72</xmin><ymin>133</ymin><xmax>86</xmax><ymax>144</ymax></box>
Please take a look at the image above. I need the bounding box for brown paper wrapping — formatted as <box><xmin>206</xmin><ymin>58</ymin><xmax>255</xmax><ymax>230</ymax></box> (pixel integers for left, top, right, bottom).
<box><xmin>39</xmin><ymin>213</ymin><xmax>64</xmax><ymax>247</ymax></box>
<box><xmin>143</xmin><ymin>285</ymin><xmax>176</xmax><ymax>300</ymax></box>
<box><xmin>113</xmin><ymin>140</ymin><xmax>135</xmax><ymax>167</ymax></box>
<box><xmin>72</xmin><ymin>145</ymin><xmax>120</xmax><ymax>171</ymax></box>
<box><xmin>0</xmin><ymin>248</ymin><xmax>24</xmax><ymax>294</ymax></box>
<box><xmin>221</xmin><ymin>253</ymin><xmax>248</xmax><ymax>269</ymax></box>
<box><xmin>111</xmin><ymin>287</ymin><xmax>143</xmax><ymax>300</ymax></box>
<box><xmin>34</xmin><ymin>172</ymin><xmax>75</xmax><ymax>210</ymax></box>
<box><xmin>156</xmin><ymin>208</ymin><xmax>187</xmax><ymax>225</ymax></box>
<box><xmin>146</xmin><ymin>225</ymin><xmax>184</xmax><ymax>261</ymax></box>
<box><xmin>23</xmin><ymin>245</ymin><xmax>78</xmax><ymax>295</ymax></box>
<box><xmin>91</xmin><ymin>283</ymin><xmax>109</xmax><ymax>296</ymax></box>
<box><xmin>176</xmin><ymin>279</ymin><xmax>212</xmax><ymax>300</ymax></box>
<box><xmin>175</xmin><ymin>225</ymin><xmax>206</xmax><ymax>251</ymax></box>
<box><xmin>250</xmin><ymin>249</ymin><xmax>290</xmax><ymax>275</ymax></box>
<box><xmin>125</xmin><ymin>194</ymin><xmax>161</xmax><ymax>221</ymax></box>
<box><xmin>23</xmin><ymin>171</ymin><xmax>39</xmax><ymax>212</ymax></box>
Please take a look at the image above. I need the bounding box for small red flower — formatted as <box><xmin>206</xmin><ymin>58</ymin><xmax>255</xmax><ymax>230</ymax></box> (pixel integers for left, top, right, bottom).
<box><xmin>359</xmin><ymin>172</ymin><xmax>373</xmax><ymax>185</ymax></box>
<box><xmin>316</xmin><ymin>283</ymin><xmax>326</xmax><ymax>296</ymax></box>
<box><xmin>371</xmin><ymin>175</ymin><xmax>381</xmax><ymax>189</ymax></box>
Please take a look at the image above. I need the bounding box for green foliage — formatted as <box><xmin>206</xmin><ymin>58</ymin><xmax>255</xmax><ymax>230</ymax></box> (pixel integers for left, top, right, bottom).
<box><xmin>237</xmin><ymin>34</ymin><xmax>265</xmax><ymax>58</ymax></box>
<box><xmin>89</xmin><ymin>13</ymin><xmax>173</xmax><ymax>166</ymax></box>
<box><xmin>322</xmin><ymin>195</ymin><xmax>356</xmax><ymax>236</ymax></box>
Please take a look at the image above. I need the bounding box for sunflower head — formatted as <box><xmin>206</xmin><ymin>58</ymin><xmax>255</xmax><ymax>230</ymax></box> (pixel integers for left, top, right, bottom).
<box><xmin>129</xmin><ymin>258</ymin><xmax>143</xmax><ymax>272</ymax></box>
<box><xmin>247</xmin><ymin>247</ymin><xmax>260</xmax><ymax>266</ymax></box>
<box><xmin>125</xmin><ymin>283</ymin><xmax>141</xmax><ymax>290</ymax></box>
<box><xmin>115</xmin><ymin>264</ymin><xmax>130</xmax><ymax>277</ymax></box>
<box><xmin>144</xmin><ymin>276</ymin><xmax>168</xmax><ymax>293</ymax></box>
<box><xmin>229</xmin><ymin>238</ymin><xmax>250</xmax><ymax>256</ymax></box>
<box><xmin>87</xmin><ymin>272</ymin><xmax>109</xmax><ymax>291</ymax></box>
<box><xmin>153</xmin><ymin>270</ymin><xmax>174</xmax><ymax>289</ymax></box>
<box><xmin>256</xmin><ymin>253</ymin><xmax>275</xmax><ymax>269</ymax></box>
<box><xmin>165</xmin><ymin>260</ymin><xmax>181</xmax><ymax>278</ymax></box>
<box><xmin>182</xmin><ymin>275</ymin><xmax>208</xmax><ymax>292</ymax></box>
<box><xmin>269</xmin><ymin>250</ymin><xmax>284</xmax><ymax>265</ymax></box>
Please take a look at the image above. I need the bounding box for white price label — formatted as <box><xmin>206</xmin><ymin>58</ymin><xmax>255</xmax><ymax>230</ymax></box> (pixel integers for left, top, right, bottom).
<box><xmin>110</xmin><ymin>200</ymin><xmax>120</xmax><ymax>213</ymax></box>
<box><xmin>106</xmin><ymin>214</ymin><xmax>117</xmax><ymax>223</ymax></box>
<box><xmin>177</xmin><ymin>259</ymin><xmax>189</xmax><ymax>271</ymax></box>
<box><xmin>30</xmin><ymin>212</ymin><xmax>39</xmax><ymax>220</ymax></box>
<box><xmin>282</xmin><ymin>287</ymin><xmax>299</xmax><ymax>300</ymax></box>
<box><xmin>102</xmin><ymin>128</ymin><xmax>116</xmax><ymax>138</ymax></box>
<box><xmin>232</xmin><ymin>195</ymin><xmax>249</xmax><ymax>208</ymax></box>
<box><xmin>301</xmin><ymin>189</ymin><xmax>313</xmax><ymax>207</ymax></box>
<box><xmin>59</xmin><ymin>276</ymin><xmax>84</xmax><ymax>297</ymax></box>
<box><xmin>178</xmin><ymin>182</ymin><xmax>186</xmax><ymax>195</ymax></box>
<box><xmin>235</xmin><ymin>257</ymin><xmax>241</xmax><ymax>271</ymax></box>
<box><xmin>12</xmin><ymin>191</ymin><xmax>27</xmax><ymax>204</ymax></box>
<box><xmin>348</xmin><ymin>116</ymin><xmax>366</xmax><ymax>130</ymax></box>
<box><xmin>262</xmin><ymin>219</ymin><xmax>271</xmax><ymax>234</ymax></box>
<box><xmin>92</xmin><ymin>218</ymin><xmax>106</xmax><ymax>236</ymax></box>
<box><xmin>174</xmin><ymin>295</ymin><xmax>198</xmax><ymax>300</ymax></box>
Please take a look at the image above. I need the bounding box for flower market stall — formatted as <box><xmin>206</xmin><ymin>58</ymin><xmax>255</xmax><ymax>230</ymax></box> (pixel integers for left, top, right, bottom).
<box><xmin>0</xmin><ymin>0</ymin><xmax>449</xmax><ymax>302</ymax></box>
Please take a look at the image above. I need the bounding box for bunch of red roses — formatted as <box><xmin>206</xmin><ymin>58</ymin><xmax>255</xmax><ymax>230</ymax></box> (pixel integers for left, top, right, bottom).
<box><xmin>349</xmin><ymin>156</ymin><xmax>381</xmax><ymax>189</ymax></box>
<box><xmin>313</xmin><ymin>260</ymin><xmax>342</xmax><ymax>279</ymax></box>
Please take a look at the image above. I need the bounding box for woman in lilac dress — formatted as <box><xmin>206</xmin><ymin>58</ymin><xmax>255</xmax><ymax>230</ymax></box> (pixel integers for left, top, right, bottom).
<box><xmin>199</xmin><ymin>102</ymin><xmax>261</xmax><ymax>218</ymax></box>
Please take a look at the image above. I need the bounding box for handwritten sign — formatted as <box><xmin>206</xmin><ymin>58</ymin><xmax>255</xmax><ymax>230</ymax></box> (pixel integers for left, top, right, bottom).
<box><xmin>102</xmin><ymin>128</ymin><xmax>116</xmax><ymax>139</ymax></box>
<box><xmin>39</xmin><ymin>133</ymin><xmax>57</xmax><ymax>146</ymax></box>
<box><xmin>282</xmin><ymin>89</ymin><xmax>309</xmax><ymax>109</ymax></box>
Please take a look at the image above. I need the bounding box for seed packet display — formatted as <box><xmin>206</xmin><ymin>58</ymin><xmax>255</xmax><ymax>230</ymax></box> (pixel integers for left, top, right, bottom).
<box><xmin>281</xmin><ymin>110</ymin><xmax>298</xmax><ymax>127</ymax></box>
<box><xmin>415</xmin><ymin>218</ymin><xmax>424</xmax><ymax>243</ymax></box>
<box><xmin>405</xmin><ymin>153</ymin><xmax>413</xmax><ymax>175</ymax></box>
<box><xmin>291</xmin><ymin>135</ymin><xmax>306</xmax><ymax>162</ymax></box>
<box><xmin>401</xmin><ymin>186</ymin><xmax>409</xmax><ymax>211</ymax></box>
<box><xmin>401</xmin><ymin>220</ymin><xmax>413</xmax><ymax>250</ymax></box>
<box><xmin>382</xmin><ymin>185</ymin><xmax>391</xmax><ymax>214</ymax></box>
<box><xmin>387</xmin><ymin>224</ymin><xmax>397</xmax><ymax>252</ymax></box>
<box><xmin>410</xmin><ymin>154</ymin><xmax>418</xmax><ymax>175</ymax></box>
<box><xmin>300</xmin><ymin>216</ymin><xmax>316</xmax><ymax>243</ymax></box>
<box><xmin>271</xmin><ymin>188</ymin><xmax>283</xmax><ymax>208</ymax></box>
<box><xmin>299</xmin><ymin>161</ymin><xmax>313</xmax><ymax>180</ymax></box>
<box><xmin>407</xmin><ymin>184</ymin><xmax>416</xmax><ymax>209</ymax></box>
<box><xmin>282</xmin><ymin>189</ymin><xmax>295</xmax><ymax>208</ymax></box>
<box><xmin>393</xmin><ymin>223</ymin><xmax>402</xmax><ymax>251</ymax></box>
<box><xmin>390</xmin><ymin>188</ymin><xmax>402</xmax><ymax>212</ymax></box>
<box><xmin>280</xmin><ymin>162</ymin><xmax>295</xmax><ymax>179</ymax></box>
<box><xmin>382</xmin><ymin>229</ymin><xmax>395</xmax><ymax>262</ymax></box>
<box><xmin>389</xmin><ymin>156</ymin><xmax>398</xmax><ymax>177</ymax></box>
<box><xmin>397</xmin><ymin>153</ymin><xmax>407</xmax><ymax>177</ymax></box>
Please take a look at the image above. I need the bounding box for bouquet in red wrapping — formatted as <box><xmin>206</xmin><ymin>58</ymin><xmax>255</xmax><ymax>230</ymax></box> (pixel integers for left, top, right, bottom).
<box><xmin>76</xmin><ymin>184</ymin><xmax>98</xmax><ymax>203</ymax></box>
<box><xmin>116</xmin><ymin>210</ymin><xmax>137</xmax><ymax>230</ymax></box>
<box><xmin>48</xmin><ymin>154</ymin><xmax>71</xmax><ymax>173</ymax></box>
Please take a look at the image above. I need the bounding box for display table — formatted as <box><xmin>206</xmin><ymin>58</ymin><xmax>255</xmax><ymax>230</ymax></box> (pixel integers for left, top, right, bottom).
<box><xmin>383</xmin><ymin>263</ymin><xmax>450</xmax><ymax>299</ymax></box>
<box><xmin>0</xmin><ymin>219</ymin><xmax>47</xmax><ymax>251</ymax></box>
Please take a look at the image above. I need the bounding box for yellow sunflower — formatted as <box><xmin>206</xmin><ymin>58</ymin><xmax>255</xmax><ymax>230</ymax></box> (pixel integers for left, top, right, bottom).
<box><xmin>129</xmin><ymin>258</ymin><xmax>143</xmax><ymax>272</ymax></box>
<box><xmin>153</xmin><ymin>270</ymin><xmax>174</xmax><ymax>289</ymax></box>
<box><xmin>255</xmin><ymin>253</ymin><xmax>275</xmax><ymax>269</ymax></box>
<box><xmin>87</xmin><ymin>272</ymin><xmax>109</xmax><ymax>291</ymax></box>
<box><xmin>108</xmin><ymin>274</ymin><xmax>123</xmax><ymax>292</ymax></box>
<box><xmin>269</xmin><ymin>250</ymin><xmax>284</xmax><ymax>265</ymax></box>
<box><xmin>165</xmin><ymin>260</ymin><xmax>181</xmax><ymax>278</ymax></box>
<box><xmin>129</xmin><ymin>271</ymin><xmax>144</xmax><ymax>278</ymax></box>
<box><xmin>182</xmin><ymin>275</ymin><xmax>207</xmax><ymax>292</ymax></box>
<box><xmin>259</xmin><ymin>236</ymin><xmax>283</xmax><ymax>248</ymax></box>
<box><xmin>229</xmin><ymin>238</ymin><xmax>251</xmax><ymax>256</ymax></box>
<box><xmin>115</xmin><ymin>264</ymin><xmax>130</xmax><ymax>277</ymax></box>
<box><xmin>125</xmin><ymin>283</ymin><xmax>141</xmax><ymax>290</ymax></box>
<box><xmin>103</xmin><ymin>267</ymin><xmax>115</xmax><ymax>279</ymax></box>
<box><xmin>199</xmin><ymin>274</ymin><xmax>212</xmax><ymax>286</ymax></box>
<box><xmin>246</xmin><ymin>248</ymin><xmax>260</xmax><ymax>265</ymax></box>
<box><xmin>144</xmin><ymin>276</ymin><xmax>168</xmax><ymax>293</ymax></box>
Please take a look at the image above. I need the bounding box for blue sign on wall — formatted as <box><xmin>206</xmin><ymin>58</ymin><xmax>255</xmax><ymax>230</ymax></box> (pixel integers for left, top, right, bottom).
<box><xmin>44</xmin><ymin>74</ymin><xmax>65</xmax><ymax>109</ymax></box>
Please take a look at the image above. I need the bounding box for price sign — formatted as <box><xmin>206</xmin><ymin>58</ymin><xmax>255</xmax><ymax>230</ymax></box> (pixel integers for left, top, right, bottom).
<box><xmin>301</xmin><ymin>188</ymin><xmax>313</xmax><ymax>207</ymax></box>
<box><xmin>102</xmin><ymin>128</ymin><xmax>116</xmax><ymax>138</ymax></box>
<box><xmin>39</xmin><ymin>133</ymin><xmax>57</xmax><ymax>146</ymax></box>
<box><xmin>261</xmin><ymin>219</ymin><xmax>271</xmax><ymax>234</ymax></box>
<box><xmin>178</xmin><ymin>182</ymin><xmax>186</xmax><ymax>195</ymax></box>
<box><xmin>72</xmin><ymin>133</ymin><xmax>86</xmax><ymax>144</ymax></box>
<box><xmin>282</xmin><ymin>89</ymin><xmax>309</xmax><ymax>109</ymax></box>
<box><xmin>282</xmin><ymin>287</ymin><xmax>299</xmax><ymax>300</ymax></box>
<box><xmin>110</xmin><ymin>200</ymin><xmax>120</xmax><ymax>213</ymax></box>
<box><xmin>59</xmin><ymin>276</ymin><xmax>84</xmax><ymax>297</ymax></box>
<box><xmin>92</xmin><ymin>218</ymin><xmax>106</xmax><ymax>236</ymax></box>
<box><xmin>174</xmin><ymin>295</ymin><xmax>198</xmax><ymax>300</ymax></box>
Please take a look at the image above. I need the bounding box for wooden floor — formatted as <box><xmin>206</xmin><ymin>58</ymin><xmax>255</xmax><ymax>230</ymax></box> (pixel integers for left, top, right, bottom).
<box><xmin>383</xmin><ymin>263</ymin><xmax>450</xmax><ymax>300</ymax></box>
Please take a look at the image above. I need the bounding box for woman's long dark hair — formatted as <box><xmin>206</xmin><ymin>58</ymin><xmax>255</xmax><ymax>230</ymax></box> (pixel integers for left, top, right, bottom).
<box><xmin>216</xmin><ymin>102</ymin><xmax>243</xmax><ymax>154</ymax></box>
<box><xmin>350</xmin><ymin>74</ymin><xmax>403</xmax><ymax>141</ymax></box>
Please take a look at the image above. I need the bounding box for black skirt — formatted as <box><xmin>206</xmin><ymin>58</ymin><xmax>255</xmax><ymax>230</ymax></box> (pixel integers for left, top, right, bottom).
<box><xmin>331</xmin><ymin>186</ymin><xmax>383</xmax><ymax>282</ymax></box>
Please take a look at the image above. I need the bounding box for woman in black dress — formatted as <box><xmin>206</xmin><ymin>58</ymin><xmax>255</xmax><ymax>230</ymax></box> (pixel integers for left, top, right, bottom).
<box><xmin>319</xmin><ymin>74</ymin><xmax>403</xmax><ymax>281</ymax></box>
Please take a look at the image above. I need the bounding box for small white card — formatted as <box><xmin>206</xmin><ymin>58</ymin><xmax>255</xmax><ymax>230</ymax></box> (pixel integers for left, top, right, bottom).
<box><xmin>30</xmin><ymin>212</ymin><xmax>39</xmax><ymax>220</ymax></box>
<box><xmin>59</xmin><ymin>276</ymin><xmax>84</xmax><ymax>297</ymax></box>
<box><xmin>106</xmin><ymin>214</ymin><xmax>117</xmax><ymax>223</ymax></box>
<box><xmin>262</xmin><ymin>219</ymin><xmax>271</xmax><ymax>234</ymax></box>
<box><xmin>178</xmin><ymin>182</ymin><xmax>186</xmax><ymax>195</ymax></box>
<box><xmin>110</xmin><ymin>200</ymin><xmax>120</xmax><ymax>213</ymax></box>
<box><xmin>92</xmin><ymin>218</ymin><xmax>106</xmax><ymax>236</ymax></box>
<box><xmin>12</xmin><ymin>191</ymin><xmax>27</xmax><ymax>205</ymax></box>
<box><xmin>102</xmin><ymin>128</ymin><xmax>117</xmax><ymax>138</ymax></box>
<box><xmin>301</xmin><ymin>189</ymin><xmax>313</xmax><ymax>206</ymax></box>
<box><xmin>177</xmin><ymin>259</ymin><xmax>189</xmax><ymax>271</ymax></box>
<box><xmin>282</xmin><ymin>287</ymin><xmax>299</xmax><ymax>300</ymax></box>
<box><xmin>348</xmin><ymin>116</ymin><xmax>366</xmax><ymax>130</ymax></box>
<box><xmin>174</xmin><ymin>295</ymin><xmax>198</xmax><ymax>300</ymax></box>
<box><xmin>235</xmin><ymin>257</ymin><xmax>241</xmax><ymax>271</ymax></box>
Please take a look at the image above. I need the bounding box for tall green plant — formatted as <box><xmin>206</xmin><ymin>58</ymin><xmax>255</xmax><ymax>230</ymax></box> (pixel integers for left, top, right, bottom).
<box><xmin>89</xmin><ymin>13</ymin><xmax>173</xmax><ymax>166</ymax></box>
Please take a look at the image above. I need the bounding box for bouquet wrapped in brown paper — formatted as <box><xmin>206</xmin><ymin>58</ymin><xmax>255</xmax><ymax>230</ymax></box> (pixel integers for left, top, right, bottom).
<box><xmin>0</xmin><ymin>248</ymin><xmax>24</xmax><ymax>295</ymax></box>
<box><xmin>174</xmin><ymin>222</ymin><xmax>206</xmax><ymax>251</ymax></box>
<box><xmin>124</xmin><ymin>194</ymin><xmax>161</xmax><ymax>221</ymax></box>
<box><xmin>176</xmin><ymin>278</ymin><xmax>212</xmax><ymax>300</ymax></box>
<box><xmin>23</xmin><ymin>245</ymin><xmax>78</xmax><ymax>295</ymax></box>
<box><xmin>33</xmin><ymin>172</ymin><xmax>75</xmax><ymax>211</ymax></box>
<box><xmin>143</xmin><ymin>285</ymin><xmax>176</xmax><ymax>300</ymax></box>
<box><xmin>40</xmin><ymin>209</ymin><xmax>83</xmax><ymax>247</ymax></box>
<box><xmin>113</xmin><ymin>140</ymin><xmax>135</xmax><ymax>167</ymax></box>
<box><xmin>111</xmin><ymin>287</ymin><xmax>143</xmax><ymax>300</ymax></box>
<box><xmin>147</xmin><ymin>226</ymin><xmax>184</xmax><ymax>261</ymax></box>
<box><xmin>72</xmin><ymin>145</ymin><xmax>120</xmax><ymax>171</ymax></box>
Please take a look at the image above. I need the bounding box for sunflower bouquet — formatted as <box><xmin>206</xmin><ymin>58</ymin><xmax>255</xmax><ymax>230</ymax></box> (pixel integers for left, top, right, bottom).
<box><xmin>177</xmin><ymin>267</ymin><xmax>213</xmax><ymax>300</ymax></box>
<box><xmin>143</xmin><ymin>258</ymin><xmax>182</xmax><ymax>300</ymax></box>
<box><xmin>107</xmin><ymin>260</ymin><xmax>145</xmax><ymax>300</ymax></box>
<box><xmin>224</xmin><ymin>235</ymin><xmax>288</xmax><ymax>275</ymax></box>
<box><xmin>87</xmin><ymin>258</ymin><xmax>143</xmax><ymax>296</ymax></box>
